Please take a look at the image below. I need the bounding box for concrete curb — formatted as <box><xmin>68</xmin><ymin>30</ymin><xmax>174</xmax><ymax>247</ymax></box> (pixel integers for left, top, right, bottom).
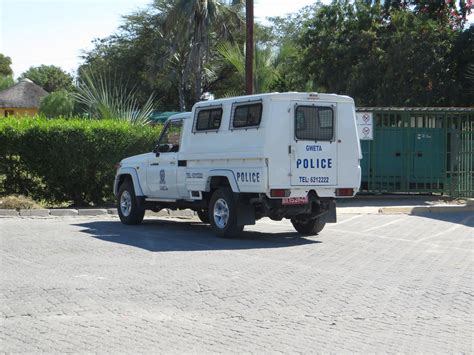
<box><xmin>1</xmin><ymin>204</ymin><xmax>472</xmax><ymax>218</ymax></box>
<box><xmin>338</xmin><ymin>207</ymin><xmax>381</xmax><ymax>214</ymax></box>
<box><xmin>379</xmin><ymin>204</ymin><xmax>474</xmax><ymax>215</ymax></box>
<box><xmin>19</xmin><ymin>209</ymin><xmax>50</xmax><ymax>217</ymax></box>
<box><xmin>50</xmin><ymin>209</ymin><xmax>79</xmax><ymax>217</ymax></box>
<box><xmin>0</xmin><ymin>209</ymin><xmax>19</xmax><ymax>216</ymax></box>
<box><xmin>77</xmin><ymin>209</ymin><xmax>108</xmax><ymax>216</ymax></box>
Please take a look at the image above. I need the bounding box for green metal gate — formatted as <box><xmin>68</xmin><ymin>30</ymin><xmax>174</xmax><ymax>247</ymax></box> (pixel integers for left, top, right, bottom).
<box><xmin>357</xmin><ymin>107</ymin><xmax>474</xmax><ymax>198</ymax></box>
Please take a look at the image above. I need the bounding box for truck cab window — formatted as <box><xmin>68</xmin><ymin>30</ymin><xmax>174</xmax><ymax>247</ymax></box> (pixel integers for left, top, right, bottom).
<box><xmin>158</xmin><ymin>120</ymin><xmax>183</xmax><ymax>152</ymax></box>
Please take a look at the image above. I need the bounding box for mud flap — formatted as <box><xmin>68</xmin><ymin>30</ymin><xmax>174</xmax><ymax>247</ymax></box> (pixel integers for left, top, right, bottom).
<box><xmin>319</xmin><ymin>199</ymin><xmax>337</xmax><ymax>223</ymax></box>
<box><xmin>235</xmin><ymin>194</ymin><xmax>256</xmax><ymax>226</ymax></box>
<box><xmin>137</xmin><ymin>196</ymin><xmax>146</xmax><ymax>209</ymax></box>
<box><xmin>237</xmin><ymin>205</ymin><xmax>256</xmax><ymax>226</ymax></box>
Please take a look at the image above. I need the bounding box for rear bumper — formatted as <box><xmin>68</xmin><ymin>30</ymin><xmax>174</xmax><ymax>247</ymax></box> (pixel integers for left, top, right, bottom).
<box><xmin>257</xmin><ymin>195</ymin><xmax>337</xmax><ymax>223</ymax></box>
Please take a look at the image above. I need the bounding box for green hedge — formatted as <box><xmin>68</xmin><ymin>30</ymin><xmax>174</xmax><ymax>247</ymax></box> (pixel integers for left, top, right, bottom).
<box><xmin>0</xmin><ymin>117</ymin><xmax>161</xmax><ymax>206</ymax></box>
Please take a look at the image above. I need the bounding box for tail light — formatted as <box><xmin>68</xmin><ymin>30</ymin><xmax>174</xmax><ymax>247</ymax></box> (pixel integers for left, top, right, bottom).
<box><xmin>114</xmin><ymin>162</ymin><xmax>122</xmax><ymax>171</ymax></box>
<box><xmin>336</xmin><ymin>188</ymin><xmax>354</xmax><ymax>197</ymax></box>
<box><xmin>270</xmin><ymin>189</ymin><xmax>291</xmax><ymax>198</ymax></box>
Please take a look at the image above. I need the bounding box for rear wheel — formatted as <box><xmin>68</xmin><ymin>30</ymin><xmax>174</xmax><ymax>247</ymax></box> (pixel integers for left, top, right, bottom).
<box><xmin>291</xmin><ymin>216</ymin><xmax>325</xmax><ymax>235</ymax></box>
<box><xmin>209</xmin><ymin>188</ymin><xmax>243</xmax><ymax>238</ymax></box>
<box><xmin>197</xmin><ymin>209</ymin><xmax>209</xmax><ymax>223</ymax></box>
<box><xmin>117</xmin><ymin>180</ymin><xmax>145</xmax><ymax>225</ymax></box>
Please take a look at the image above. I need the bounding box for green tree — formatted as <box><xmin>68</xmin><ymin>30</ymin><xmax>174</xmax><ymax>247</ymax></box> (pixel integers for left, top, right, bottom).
<box><xmin>39</xmin><ymin>90</ymin><xmax>75</xmax><ymax>118</ymax></box>
<box><xmin>20</xmin><ymin>65</ymin><xmax>74</xmax><ymax>93</ymax></box>
<box><xmin>452</xmin><ymin>25</ymin><xmax>474</xmax><ymax>105</ymax></box>
<box><xmin>216</xmin><ymin>41</ymin><xmax>277</xmax><ymax>94</ymax></box>
<box><xmin>383</xmin><ymin>0</ymin><xmax>472</xmax><ymax>28</ymax></box>
<box><xmin>80</xmin><ymin>0</ymin><xmax>243</xmax><ymax>111</ymax></box>
<box><xmin>299</xmin><ymin>1</ymin><xmax>469</xmax><ymax>106</ymax></box>
<box><xmin>0</xmin><ymin>54</ymin><xmax>14</xmax><ymax>91</ymax></box>
<box><xmin>300</xmin><ymin>1</ymin><xmax>385</xmax><ymax>104</ymax></box>
<box><xmin>377</xmin><ymin>9</ymin><xmax>460</xmax><ymax>106</ymax></box>
<box><xmin>0</xmin><ymin>54</ymin><xmax>13</xmax><ymax>76</ymax></box>
<box><xmin>266</xmin><ymin>9</ymin><xmax>316</xmax><ymax>92</ymax></box>
<box><xmin>0</xmin><ymin>75</ymin><xmax>14</xmax><ymax>91</ymax></box>
<box><xmin>163</xmin><ymin>0</ymin><xmax>243</xmax><ymax>104</ymax></box>
<box><xmin>79</xmin><ymin>9</ymin><xmax>166</xmax><ymax>107</ymax></box>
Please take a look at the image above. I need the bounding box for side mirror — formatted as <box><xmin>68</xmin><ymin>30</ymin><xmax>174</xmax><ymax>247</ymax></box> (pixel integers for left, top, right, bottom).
<box><xmin>152</xmin><ymin>144</ymin><xmax>172</xmax><ymax>156</ymax></box>
<box><xmin>159</xmin><ymin>144</ymin><xmax>172</xmax><ymax>153</ymax></box>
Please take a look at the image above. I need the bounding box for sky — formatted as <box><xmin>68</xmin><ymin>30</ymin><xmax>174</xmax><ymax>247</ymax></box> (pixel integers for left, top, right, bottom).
<box><xmin>0</xmin><ymin>0</ymin><xmax>319</xmax><ymax>78</ymax></box>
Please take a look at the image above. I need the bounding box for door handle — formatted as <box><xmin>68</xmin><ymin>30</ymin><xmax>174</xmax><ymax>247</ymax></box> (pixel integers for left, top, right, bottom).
<box><xmin>150</xmin><ymin>163</ymin><xmax>159</xmax><ymax>166</ymax></box>
<box><xmin>170</xmin><ymin>161</ymin><xmax>176</xmax><ymax>165</ymax></box>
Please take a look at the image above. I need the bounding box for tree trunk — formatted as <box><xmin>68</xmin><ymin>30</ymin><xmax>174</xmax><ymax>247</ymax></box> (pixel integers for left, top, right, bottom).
<box><xmin>179</xmin><ymin>70</ymin><xmax>186</xmax><ymax>111</ymax></box>
<box><xmin>245</xmin><ymin>0</ymin><xmax>254</xmax><ymax>95</ymax></box>
<box><xmin>194</xmin><ymin>43</ymin><xmax>202</xmax><ymax>102</ymax></box>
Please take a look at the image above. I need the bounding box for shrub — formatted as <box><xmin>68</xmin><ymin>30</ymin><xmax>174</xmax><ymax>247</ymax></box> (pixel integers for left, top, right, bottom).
<box><xmin>0</xmin><ymin>117</ymin><xmax>160</xmax><ymax>206</ymax></box>
<box><xmin>0</xmin><ymin>195</ymin><xmax>41</xmax><ymax>210</ymax></box>
<box><xmin>39</xmin><ymin>90</ymin><xmax>75</xmax><ymax>117</ymax></box>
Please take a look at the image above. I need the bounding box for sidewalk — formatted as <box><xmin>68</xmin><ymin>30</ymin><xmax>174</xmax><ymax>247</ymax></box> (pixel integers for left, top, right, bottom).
<box><xmin>337</xmin><ymin>195</ymin><xmax>474</xmax><ymax>214</ymax></box>
<box><xmin>0</xmin><ymin>195</ymin><xmax>474</xmax><ymax>218</ymax></box>
<box><xmin>0</xmin><ymin>195</ymin><xmax>473</xmax><ymax>218</ymax></box>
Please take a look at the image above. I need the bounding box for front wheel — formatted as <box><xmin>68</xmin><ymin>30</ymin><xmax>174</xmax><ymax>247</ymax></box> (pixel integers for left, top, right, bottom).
<box><xmin>117</xmin><ymin>181</ymin><xmax>145</xmax><ymax>225</ymax></box>
<box><xmin>209</xmin><ymin>188</ymin><xmax>243</xmax><ymax>238</ymax></box>
<box><xmin>291</xmin><ymin>216</ymin><xmax>325</xmax><ymax>235</ymax></box>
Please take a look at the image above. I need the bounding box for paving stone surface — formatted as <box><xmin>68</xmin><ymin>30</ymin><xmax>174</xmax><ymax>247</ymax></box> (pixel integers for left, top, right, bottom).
<box><xmin>1</xmin><ymin>213</ymin><xmax>473</xmax><ymax>353</ymax></box>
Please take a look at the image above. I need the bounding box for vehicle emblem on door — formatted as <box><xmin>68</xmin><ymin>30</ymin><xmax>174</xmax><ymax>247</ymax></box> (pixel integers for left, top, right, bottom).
<box><xmin>160</xmin><ymin>169</ymin><xmax>166</xmax><ymax>184</ymax></box>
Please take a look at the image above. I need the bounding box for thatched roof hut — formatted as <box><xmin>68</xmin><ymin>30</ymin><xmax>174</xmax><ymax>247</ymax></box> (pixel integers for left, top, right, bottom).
<box><xmin>0</xmin><ymin>79</ymin><xmax>49</xmax><ymax>117</ymax></box>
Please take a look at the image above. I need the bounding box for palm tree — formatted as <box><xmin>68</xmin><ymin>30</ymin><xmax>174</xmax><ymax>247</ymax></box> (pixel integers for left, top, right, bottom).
<box><xmin>217</xmin><ymin>42</ymin><xmax>276</xmax><ymax>94</ymax></box>
<box><xmin>163</xmin><ymin>0</ymin><xmax>243</xmax><ymax>104</ymax></box>
<box><xmin>75</xmin><ymin>70</ymin><xmax>155</xmax><ymax>125</ymax></box>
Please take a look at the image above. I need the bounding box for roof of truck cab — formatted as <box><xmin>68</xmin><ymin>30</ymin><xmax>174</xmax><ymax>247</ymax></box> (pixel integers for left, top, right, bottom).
<box><xmin>192</xmin><ymin>92</ymin><xmax>354</xmax><ymax>109</ymax></box>
<box><xmin>167</xmin><ymin>112</ymin><xmax>192</xmax><ymax>120</ymax></box>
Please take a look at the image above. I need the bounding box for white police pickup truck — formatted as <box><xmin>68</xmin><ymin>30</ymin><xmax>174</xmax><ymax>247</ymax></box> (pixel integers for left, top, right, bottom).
<box><xmin>114</xmin><ymin>92</ymin><xmax>361</xmax><ymax>237</ymax></box>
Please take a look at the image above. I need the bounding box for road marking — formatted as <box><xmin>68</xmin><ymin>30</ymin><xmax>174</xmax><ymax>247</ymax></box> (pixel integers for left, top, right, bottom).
<box><xmin>335</xmin><ymin>214</ymin><xmax>364</xmax><ymax>225</ymax></box>
<box><xmin>361</xmin><ymin>218</ymin><xmax>404</xmax><ymax>232</ymax></box>
<box><xmin>418</xmin><ymin>215</ymin><xmax>474</xmax><ymax>242</ymax></box>
<box><xmin>330</xmin><ymin>227</ymin><xmax>414</xmax><ymax>242</ymax></box>
<box><xmin>330</xmin><ymin>227</ymin><xmax>472</xmax><ymax>250</ymax></box>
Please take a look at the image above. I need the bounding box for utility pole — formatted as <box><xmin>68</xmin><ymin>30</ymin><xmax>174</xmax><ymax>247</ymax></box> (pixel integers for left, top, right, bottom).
<box><xmin>245</xmin><ymin>0</ymin><xmax>254</xmax><ymax>95</ymax></box>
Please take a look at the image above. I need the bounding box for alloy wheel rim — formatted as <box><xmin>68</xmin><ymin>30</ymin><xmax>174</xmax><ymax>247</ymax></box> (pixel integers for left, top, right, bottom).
<box><xmin>120</xmin><ymin>191</ymin><xmax>132</xmax><ymax>217</ymax></box>
<box><xmin>213</xmin><ymin>198</ymin><xmax>229</xmax><ymax>229</ymax></box>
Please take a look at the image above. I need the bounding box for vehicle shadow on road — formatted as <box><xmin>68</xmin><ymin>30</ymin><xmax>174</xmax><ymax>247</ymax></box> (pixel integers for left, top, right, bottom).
<box><xmin>74</xmin><ymin>219</ymin><xmax>321</xmax><ymax>252</ymax></box>
<box><xmin>410</xmin><ymin>210</ymin><xmax>474</xmax><ymax>226</ymax></box>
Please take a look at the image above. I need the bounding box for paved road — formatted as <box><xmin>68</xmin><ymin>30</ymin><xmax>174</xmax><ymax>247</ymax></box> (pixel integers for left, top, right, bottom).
<box><xmin>1</xmin><ymin>212</ymin><xmax>473</xmax><ymax>353</ymax></box>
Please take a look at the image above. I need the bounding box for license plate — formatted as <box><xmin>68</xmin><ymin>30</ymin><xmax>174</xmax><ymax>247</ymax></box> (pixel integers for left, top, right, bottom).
<box><xmin>282</xmin><ymin>196</ymin><xmax>308</xmax><ymax>205</ymax></box>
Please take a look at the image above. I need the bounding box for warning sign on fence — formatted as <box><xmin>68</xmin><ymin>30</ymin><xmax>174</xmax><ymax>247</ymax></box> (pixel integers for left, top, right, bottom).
<box><xmin>356</xmin><ymin>112</ymin><xmax>373</xmax><ymax>140</ymax></box>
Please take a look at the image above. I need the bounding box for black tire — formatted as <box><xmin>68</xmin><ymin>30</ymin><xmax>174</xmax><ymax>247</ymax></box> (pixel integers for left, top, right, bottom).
<box><xmin>291</xmin><ymin>216</ymin><xmax>326</xmax><ymax>235</ymax></box>
<box><xmin>117</xmin><ymin>180</ymin><xmax>145</xmax><ymax>225</ymax></box>
<box><xmin>209</xmin><ymin>188</ymin><xmax>243</xmax><ymax>238</ymax></box>
<box><xmin>197</xmin><ymin>209</ymin><xmax>210</xmax><ymax>223</ymax></box>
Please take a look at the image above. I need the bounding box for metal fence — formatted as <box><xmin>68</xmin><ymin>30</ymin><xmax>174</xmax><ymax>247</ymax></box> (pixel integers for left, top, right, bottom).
<box><xmin>357</xmin><ymin>107</ymin><xmax>474</xmax><ymax>198</ymax></box>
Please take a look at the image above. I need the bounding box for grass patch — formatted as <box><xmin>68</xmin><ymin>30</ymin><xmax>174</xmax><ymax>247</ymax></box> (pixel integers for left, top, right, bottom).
<box><xmin>0</xmin><ymin>195</ymin><xmax>42</xmax><ymax>210</ymax></box>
